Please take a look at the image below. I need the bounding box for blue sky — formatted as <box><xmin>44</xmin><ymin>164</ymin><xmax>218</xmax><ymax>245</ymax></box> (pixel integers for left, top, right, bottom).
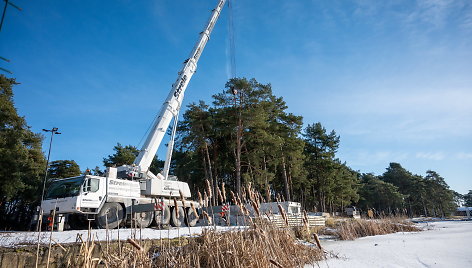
<box><xmin>2</xmin><ymin>0</ymin><xmax>471</xmax><ymax>194</ymax></box>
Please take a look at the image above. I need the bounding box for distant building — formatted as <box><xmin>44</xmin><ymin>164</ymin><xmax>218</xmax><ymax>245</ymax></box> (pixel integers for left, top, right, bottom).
<box><xmin>455</xmin><ymin>207</ymin><xmax>472</xmax><ymax>218</ymax></box>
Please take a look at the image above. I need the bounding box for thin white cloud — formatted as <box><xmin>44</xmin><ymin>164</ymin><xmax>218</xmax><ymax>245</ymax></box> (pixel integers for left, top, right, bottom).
<box><xmin>313</xmin><ymin>87</ymin><xmax>472</xmax><ymax>142</ymax></box>
<box><xmin>343</xmin><ymin>150</ymin><xmax>410</xmax><ymax>167</ymax></box>
<box><xmin>416</xmin><ymin>152</ymin><xmax>445</xmax><ymax>160</ymax></box>
<box><xmin>461</xmin><ymin>8</ymin><xmax>472</xmax><ymax>30</ymax></box>
<box><xmin>456</xmin><ymin>153</ymin><xmax>472</xmax><ymax>160</ymax></box>
<box><xmin>411</xmin><ymin>0</ymin><xmax>455</xmax><ymax>28</ymax></box>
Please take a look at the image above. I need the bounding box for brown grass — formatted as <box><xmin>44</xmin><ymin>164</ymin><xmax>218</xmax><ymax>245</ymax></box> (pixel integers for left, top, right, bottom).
<box><xmin>335</xmin><ymin>217</ymin><xmax>421</xmax><ymax>240</ymax></box>
<box><xmin>153</xmin><ymin>223</ymin><xmax>324</xmax><ymax>268</ymax></box>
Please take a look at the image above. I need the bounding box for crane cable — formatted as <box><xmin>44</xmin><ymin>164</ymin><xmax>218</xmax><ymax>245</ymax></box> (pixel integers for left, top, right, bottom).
<box><xmin>227</xmin><ymin>0</ymin><xmax>236</xmax><ymax>79</ymax></box>
<box><xmin>139</xmin><ymin>0</ymin><xmax>236</xmax><ymax>149</ymax></box>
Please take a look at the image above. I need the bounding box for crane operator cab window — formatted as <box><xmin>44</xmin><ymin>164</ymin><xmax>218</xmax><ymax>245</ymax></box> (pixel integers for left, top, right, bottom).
<box><xmin>82</xmin><ymin>177</ymin><xmax>100</xmax><ymax>193</ymax></box>
<box><xmin>45</xmin><ymin>177</ymin><xmax>84</xmax><ymax>199</ymax></box>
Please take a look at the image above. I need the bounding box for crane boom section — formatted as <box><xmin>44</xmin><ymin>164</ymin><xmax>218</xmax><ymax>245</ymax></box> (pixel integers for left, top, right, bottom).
<box><xmin>133</xmin><ymin>0</ymin><xmax>226</xmax><ymax>174</ymax></box>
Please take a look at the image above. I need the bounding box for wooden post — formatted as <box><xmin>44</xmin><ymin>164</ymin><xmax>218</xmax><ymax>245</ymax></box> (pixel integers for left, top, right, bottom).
<box><xmin>35</xmin><ymin>209</ymin><xmax>43</xmax><ymax>268</ymax></box>
<box><xmin>46</xmin><ymin>209</ymin><xmax>56</xmax><ymax>268</ymax></box>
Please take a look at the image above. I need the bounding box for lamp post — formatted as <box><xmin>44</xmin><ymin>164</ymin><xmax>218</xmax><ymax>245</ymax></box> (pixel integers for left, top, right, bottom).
<box><xmin>40</xmin><ymin>127</ymin><xmax>61</xmax><ymax>204</ymax></box>
<box><xmin>35</xmin><ymin>127</ymin><xmax>60</xmax><ymax>268</ymax></box>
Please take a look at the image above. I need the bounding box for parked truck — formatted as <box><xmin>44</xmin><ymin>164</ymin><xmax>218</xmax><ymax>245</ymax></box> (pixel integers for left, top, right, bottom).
<box><xmin>40</xmin><ymin>0</ymin><xmax>227</xmax><ymax>230</ymax></box>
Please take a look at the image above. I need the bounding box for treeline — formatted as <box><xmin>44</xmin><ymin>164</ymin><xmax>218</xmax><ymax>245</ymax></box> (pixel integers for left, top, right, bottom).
<box><xmin>0</xmin><ymin>75</ymin><xmax>465</xmax><ymax>229</ymax></box>
<box><xmin>170</xmin><ymin>78</ymin><xmax>459</xmax><ymax>217</ymax></box>
<box><xmin>359</xmin><ymin>166</ymin><xmax>459</xmax><ymax>217</ymax></box>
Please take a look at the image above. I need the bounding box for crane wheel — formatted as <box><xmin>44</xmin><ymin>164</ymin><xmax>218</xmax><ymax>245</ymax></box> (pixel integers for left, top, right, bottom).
<box><xmin>170</xmin><ymin>206</ymin><xmax>185</xmax><ymax>227</ymax></box>
<box><xmin>135</xmin><ymin>211</ymin><xmax>154</xmax><ymax>228</ymax></box>
<box><xmin>154</xmin><ymin>203</ymin><xmax>171</xmax><ymax>227</ymax></box>
<box><xmin>96</xmin><ymin>202</ymin><xmax>125</xmax><ymax>229</ymax></box>
<box><xmin>186</xmin><ymin>207</ymin><xmax>198</xmax><ymax>227</ymax></box>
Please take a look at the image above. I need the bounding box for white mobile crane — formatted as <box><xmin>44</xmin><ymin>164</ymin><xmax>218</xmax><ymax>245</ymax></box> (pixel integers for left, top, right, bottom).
<box><xmin>40</xmin><ymin>0</ymin><xmax>226</xmax><ymax>229</ymax></box>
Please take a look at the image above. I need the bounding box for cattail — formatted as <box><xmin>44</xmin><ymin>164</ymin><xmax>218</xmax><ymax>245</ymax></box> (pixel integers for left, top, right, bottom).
<box><xmin>251</xmin><ymin>200</ymin><xmax>260</xmax><ymax>217</ymax></box>
<box><xmin>190</xmin><ymin>202</ymin><xmax>199</xmax><ymax>218</ymax></box>
<box><xmin>127</xmin><ymin>238</ymin><xmax>143</xmax><ymax>251</ymax></box>
<box><xmin>179</xmin><ymin>190</ymin><xmax>186</xmax><ymax>208</ymax></box>
<box><xmin>198</xmin><ymin>191</ymin><xmax>203</xmax><ymax>207</ymax></box>
<box><xmin>231</xmin><ymin>190</ymin><xmax>243</xmax><ymax>215</ymax></box>
<box><xmin>303</xmin><ymin>210</ymin><xmax>309</xmax><ymax>230</ymax></box>
<box><xmin>202</xmin><ymin>211</ymin><xmax>212</xmax><ymax>225</ymax></box>
<box><xmin>173</xmin><ymin>198</ymin><xmax>179</xmax><ymax>218</ymax></box>
<box><xmin>278</xmin><ymin>204</ymin><xmax>288</xmax><ymax>227</ymax></box>
<box><xmin>230</xmin><ymin>190</ymin><xmax>237</xmax><ymax>205</ymax></box>
<box><xmin>257</xmin><ymin>192</ymin><xmax>263</xmax><ymax>205</ymax></box>
<box><xmin>269</xmin><ymin>259</ymin><xmax>283</xmax><ymax>268</ymax></box>
<box><xmin>241</xmin><ymin>186</ymin><xmax>247</xmax><ymax>202</ymax></box>
<box><xmin>313</xmin><ymin>233</ymin><xmax>322</xmax><ymax>250</ymax></box>
<box><xmin>265</xmin><ymin>211</ymin><xmax>272</xmax><ymax>223</ymax></box>
<box><xmin>217</xmin><ymin>186</ymin><xmax>224</xmax><ymax>205</ymax></box>
<box><xmin>204</xmin><ymin>192</ymin><xmax>209</xmax><ymax>207</ymax></box>
<box><xmin>205</xmin><ymin>179</ymin><xmax>212</xmax><ymax>198</ymax></box>
<box><xmin>239</xmin><ymin>197</ymin><xmax>250</xmax><ymax>216</ymax></box>
<box><xmin>221</xmin><ymin>182</ymin><xmax>226</xmax><ymax>203</ymax></box>
<box><xmin>260</xmin><ymin>192</ymin><xmax>266</xmax><ymax>203</ymax></box>
<box><xmin>246</xmin><ymin>183</ymin><xmax>253</xmax><ymax>202</ymax></box>
<box><xmin>265</xmin><ymin>184</ymin><xmax>271</xmax><ymax>202</ymax></box>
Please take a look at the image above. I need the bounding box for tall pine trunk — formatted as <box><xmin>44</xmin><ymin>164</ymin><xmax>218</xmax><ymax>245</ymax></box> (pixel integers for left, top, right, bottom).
<box><xmin>203</xmin><ymin>142</ymin><xmax>216</xmax><ymax>206</ymax></box>
<box><xmin>263</xmin><ymin>155</ymin><xmax>270</xmax><ymax>202</ymax></box>
<box><xmin>281</xmin><ymin>155</ymin><xmax>291</xmax><ymax>201</ymax></box>
<box><xmin>235</xmin><ymin>99</ymin><xmax>243</xmax><ymax>196</ymax></box>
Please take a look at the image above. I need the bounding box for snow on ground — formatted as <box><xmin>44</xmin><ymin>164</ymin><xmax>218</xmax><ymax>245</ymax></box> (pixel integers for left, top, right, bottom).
<box><xmin>1</xmin><ymin>220</ymin><xmax>471</xmax><ymax>268</ymax></box>
<box><xmin>0</xmin><ymin>226</ymin><xmax>243</xmax><ymax>247</ymax></box>
<box><xmin>312</xmin><ymin>221</ymin><xmax>472</xmax><ymax>268</ymax></box>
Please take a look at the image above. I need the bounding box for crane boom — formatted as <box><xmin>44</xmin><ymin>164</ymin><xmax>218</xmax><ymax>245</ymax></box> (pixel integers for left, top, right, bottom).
<box><xmin>39</xmin><ymin>1</ymin><xmax>228</xmax><ymax>229</ymax></box>
<box><xmin>133</xmin><ymin>0</ymin><xmax>226</xmax><ymax>176</ymax></box>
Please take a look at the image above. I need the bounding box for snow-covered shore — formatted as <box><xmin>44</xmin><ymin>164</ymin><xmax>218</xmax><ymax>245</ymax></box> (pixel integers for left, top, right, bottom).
<box><xmin>313</xmin><ymin>221</ymin><xmax>472</xmax><ymax>268</ymax></box>
<box><xmin>1</xmin><ymin>220</ymin><xmax>471</xmax><ymax>268</ymax></box>
<box><xmin>0</xmin><ymin>225</ymin><xmax>243</xmax><ymax>247</ymax></box>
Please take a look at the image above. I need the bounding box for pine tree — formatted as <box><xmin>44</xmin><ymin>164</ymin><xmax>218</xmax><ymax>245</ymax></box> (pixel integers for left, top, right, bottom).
<box><xmin>0</xmin><ymin>75</ymin><xmax>46</xmax><ymax>229</ymax></box>
<box><xmin>48</xmin><ymin>160</ymin><xmax>81</xmax><ymax>179</ymax></box>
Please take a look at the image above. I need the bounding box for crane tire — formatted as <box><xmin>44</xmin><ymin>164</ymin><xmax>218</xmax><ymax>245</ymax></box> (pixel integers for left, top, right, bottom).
<box><xmin>186</xmin><ymin>207</ymin><xmax>198</xmax><ymax>227</ymax></box>
<box><xmin>96</xmin><ymin>202</ymin><xmax>125</xmax><ymax>229</ymax></box>
<box><xmin>170</xmin><ymin>206</ymin><xmax>185</xmax><ymax>227</ymax></box>
<box><xmin>154</xmin><ymin>203</ymin><xmax>171</xmax><ymax>227</ymax></box>
<box><xmin>135</xmin><ymin>211</ymin><xmax>154</xmax><ymax>228</ymax></box>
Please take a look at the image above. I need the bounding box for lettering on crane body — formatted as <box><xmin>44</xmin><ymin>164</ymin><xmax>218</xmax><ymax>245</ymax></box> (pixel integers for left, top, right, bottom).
<box><xmin>173</xmin><ymin>74</ymin><xmax>187</xmax><ymax>99</ymax></box>
<box><xmin>108</xmin><ymin>179</ymin><xmax>140</xmax><ymax>197</ymax></box>
<box><xmin>163</xmin><ymin>181</ymin><xmax>179</xmax><ymax>192</ymax></box>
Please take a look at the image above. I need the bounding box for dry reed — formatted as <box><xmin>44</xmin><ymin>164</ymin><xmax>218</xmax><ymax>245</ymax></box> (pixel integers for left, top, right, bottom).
<box><xmin>221</xmin><ymin>182</ymin><xmax>226</xmax><ymax>203</ymax></box>
<box><xmin>197</xmin><ymin>191</ymin><xmax>203</xmax><ymax>207</ymax></box>
<box><xmin>217</xmin><ymin>186</ymin><xmax>224</xmax><ymax>205</ymax></box>
<box><xmin>153</xmin><ymin>223</ymin><xmax>324</xmax><ymax>268</ymax></box>
<box><xmin>335</xmin><ymin>217</ymin><xmax>421</xmax><ymax>240</ymax></box>
<box><xmin>205</xmin><ymin>179</ymin><xmax>212</xmax><ymax>199</ymax></box>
